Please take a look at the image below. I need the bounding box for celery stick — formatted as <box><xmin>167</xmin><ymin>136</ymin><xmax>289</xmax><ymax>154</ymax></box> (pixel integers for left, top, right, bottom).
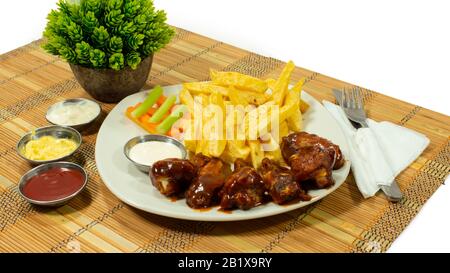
<box><xmin>156</xmin><ymin>116</ymin><xmax>180</xmax><ymax>134</ymax></box>
<box><xmin>149</xmin><ymin>95</ymin><xmax>176</xmax><ymax>123</ymax></box>
<box><xmin>156</xmin><ymin>105</ymin><xmax>187</xmax><ymax>134</ymax></box>
<box><xmin>131</xmin><ymin>86</ymin><xmax>163</xmax><ymax>118</ymax></box>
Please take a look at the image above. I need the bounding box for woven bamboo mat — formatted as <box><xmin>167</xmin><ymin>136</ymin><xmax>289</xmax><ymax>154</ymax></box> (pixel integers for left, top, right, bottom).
<box><xmin>0</xmin><ymin>27</ymin><xmax>449</xmax><ymax>253</ymax></box>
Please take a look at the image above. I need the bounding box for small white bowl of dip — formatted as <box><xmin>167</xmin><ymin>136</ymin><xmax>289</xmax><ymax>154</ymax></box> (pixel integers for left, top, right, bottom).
<box><xmin>123</xmin><ymin>134</ymin><xmax>187</xmax><ymax>173</ymax></box>
<box><xmin>46</xmin><ymin>98</ymin><xmax>101</xmax><ymax>131</ymax></box>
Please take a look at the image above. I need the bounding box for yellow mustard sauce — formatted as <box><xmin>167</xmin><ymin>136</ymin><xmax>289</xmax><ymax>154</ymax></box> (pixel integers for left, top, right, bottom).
<box><xmin>23</xmin><ymin>136</ymin><xmax>77</xmax><ymax>161</ymax></box>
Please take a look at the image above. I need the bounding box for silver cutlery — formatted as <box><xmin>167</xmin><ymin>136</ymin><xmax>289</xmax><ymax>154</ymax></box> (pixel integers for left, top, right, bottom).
<box><xmin>333</xmin><ymin>87</ymin><xmax>403</xmax><ymax>202</ymax></box>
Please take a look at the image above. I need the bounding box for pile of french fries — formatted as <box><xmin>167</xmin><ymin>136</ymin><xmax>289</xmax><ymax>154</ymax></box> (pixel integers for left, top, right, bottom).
<box><xmin>179</xmin><ymin>61</ymin><xmax>309</xmax><ymax>168</ymax></box>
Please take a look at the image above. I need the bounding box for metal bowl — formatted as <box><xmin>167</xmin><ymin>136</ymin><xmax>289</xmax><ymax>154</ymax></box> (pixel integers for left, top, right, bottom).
<box><xmin>46</xmin><ymin>98</ymin><xmax>101</xmax><ymax>131</ymax></box>
<box><xmin>124</xmin><ymin>134</ymin><xmax>187</xmax><ymax>173</ymax></box>
<box><xmin>18</xmin><ymin>161</ymin><xmax>88</xmax><ymax>207</ymax></box>
<box><xmin>16</xmin><ymin>125</ymin><xmax>82</xmax><ymax>165</ymax></box>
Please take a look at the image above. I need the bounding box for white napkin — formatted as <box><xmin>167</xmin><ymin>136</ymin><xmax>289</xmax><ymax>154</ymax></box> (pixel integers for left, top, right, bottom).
<box><xmin>322</xmin><ymin>100</ymin><xmax>430</xmax><ymax>198</ymax></box>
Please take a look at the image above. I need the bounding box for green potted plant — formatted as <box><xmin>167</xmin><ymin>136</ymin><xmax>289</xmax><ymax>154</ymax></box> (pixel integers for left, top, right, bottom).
<box><xmin>42</xmin><ymin>0</ymin><xmax>174</xmax><ymax>103</ymax></box>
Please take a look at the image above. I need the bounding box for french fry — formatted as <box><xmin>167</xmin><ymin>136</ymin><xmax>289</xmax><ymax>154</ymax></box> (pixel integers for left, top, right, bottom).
<box><xmin>195</xmin><ymin>139</ymin><xmax>207</xmax><ymax>156</ymax></box>
<box><xmin>197</xmin><ymin>94</ymin><xmax>209</xmax><ymax>107</ymax></box>
<box><xmin>284</xmin><ymin>92</ymin><xmax>302</xmax><ymax>132</ymax></box>
<box><xmin>228</xmin><ymin>85</ymin><xmax>247</xmax><ymax>106</ymax></box>
<box><xmin>207</xmin><ymin>140</ymin><xmax>226</xmax><ymax>157</ymax></box>
<box><xmin>248</xmin><ymin>140</ymin><xmax>264</xmax><ymax>169</ymax></box>
<box><xmin>272</xmin><ymin>61</ymin><xmax>295</xmax><ymax>105</ymax></box>
<box><xmin>179</xmin><ymin>88</ymin><xmax>194</xmax><ymax>113</ymax></box>
<box><xmin>183</xmin><ymin>93</ymin><xmax>206</xmax><ymax>141</ymax></box>
<box><xmin>220</xmin><ymin>149</ymin><xmax>236</xmax><ymax>164</ymax></box>
<box><xmin>265</xmin><ymin>78</ymin><xmax>276</xmax><ymax>90</ymax></box>
<box><xmin>289</xmin><ymin>77</ymin><xmax>306</xmax><ymax>94</ymax></box>
<box><xmin>190</xmin><ymin>93</ymin><xmax>211</xmax><ymax>156</ymax></box>
<box><xmin>264</xmin><ymin>148</ymin><xmax>283</xmax><ymax>163</ymax></box>
<box><xmin>209</xmin><ymin>92</ymin><xmax>226</xmax><ymax>114</ymax></box>
<box><xmin>183</xmin><ymin>139</ymin><xmax>197</xmax><ymax>153</ymax></box>
<box><xmin>261</xmin><ymin>132</ymin><xmax>287</xmax><ymax>166</ymax></box>
<box><xmin>222</xmin><ymin>140</ymin><xmax>251</xmax><ymax>164</ymax></box>
<box><xmin>258</xmin><ymin>132</ymin><xmax>284</xmax><ymax>164</ymax></box>
<box><xmin>206</xmin><ymin>92</ymin><xmax>227</xmax><ymax>157</ymax></box>
<box><xmin>260</xmin><ymin>132</ymin><xmax>277</xmax><ymax>150</ymax></box>
<box><xmin>279</xmin><ymin>120</ymin><xmax>289</xmax><ymax>140</ymax></box>
<box><xmin>239</xmin><ymin>90</ymin><xmax>270</xmax><ymax>105</ymax></box>
<box><xmin>210</xmin><ymin>69</ymin><xmax>268</xmax><ymax>93</ymax></box>
<box><xmin>300</xmin><ymin>99</ymin><xmax>309</xmax><ymax>113</ymax></box>
<box><xmin>182</xmin><ymin>82</ymin><xmax>208</xmax><ymax>92</ymax></box>
<box><xmin>279</xmin><ymin>100</ymin><xmax>298</xmax><ymax>122</ymax></box>
<box><xmin>243</xmin><ymin>100</ymin><xmax>294</xmax><ymax>140</ymax></box>
<box><xmin>223</xmin><ymin>104</ymin><xmax>249</xmax><ymax>162</ymax></box>
<box><xmin>263</xmin><ymin>134</ymin><xmax>283</xmax><ymax>163</ymax></box>
<box><xmin>183</xmin><ymin>82</ymin><xmax>229</xmax><ymax>96</ymax></box>
<box><xmin>284</xmin><ymin>77</ymin><xmax>307</xmax><ymax>132</ymax></box>
<box><xmin>288</xmin><ymin>77</ymin><xmax>309</xmax><ymax>114</ymax></box>
<box><xmin>270</xmin><ymin>76</ymin><xmax>309</xmax><ymax>113</ymax></box>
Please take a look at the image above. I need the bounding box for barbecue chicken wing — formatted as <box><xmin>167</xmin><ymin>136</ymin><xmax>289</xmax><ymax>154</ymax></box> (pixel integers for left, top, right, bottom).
<box><xmin>288</xmin><ymin>146</ymin><xmax>334</xmax><ymax>188</ymax></box>
<box><xmin>219</xmin><ymin>160</ymin><xmax>266</xmax><ymax>210</ymax></box>
<box><xmin>150</xmin><ymin>159</ymin><xmax>196</xmax><ymax>197</ymax></box>
<box><xmin>281</xmin><ymin>132</ymin><xmax>345</xmax><ymax>170</ymax></box>
<box><xmin>233</xmin><ymin>158</ymin><xmax>250</xmax><ymax>171</ymax></box>
<box><xmin>190</xmin><ymin>153</ymin><xmax>211</xmax><ymax>169</ymax></box>
<box><xmin>186</xmin><ymin>157</ymin><xmax>231</xmax><ymax>209</ymax></box>
<box><xmin>259</xmin><ymin>158</ymin><xmax>311</xmax><ymax>204</ymax></box>
<box><xmin>281</xmin><ymin>132</ymin><xmax>345</xmax><ymax>189</ymax></box>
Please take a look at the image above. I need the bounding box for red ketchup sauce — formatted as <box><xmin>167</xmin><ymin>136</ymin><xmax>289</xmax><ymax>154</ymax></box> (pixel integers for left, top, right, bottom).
<box><xmin>23</xmin><ymin>167</ymin><xmax>85</xmax><ymax>201</ymax></box>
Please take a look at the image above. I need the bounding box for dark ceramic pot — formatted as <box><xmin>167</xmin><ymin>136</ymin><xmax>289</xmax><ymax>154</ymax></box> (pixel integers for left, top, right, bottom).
<box><xmin>70</xmin><ymin>55</ymin><xmax>153</xmax><ymax>103</ymax></box>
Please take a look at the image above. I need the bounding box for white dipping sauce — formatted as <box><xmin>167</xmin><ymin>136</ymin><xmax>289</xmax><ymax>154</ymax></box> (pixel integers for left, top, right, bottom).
<box><xmin>47</xmin><ymin>100</ymin><xmax>100</xmax><ymax>126</ymax></box>
<box><xmin>129</xmin><ymin>141</ymin><xmax>182</xmax><ymax>166</ymax></box>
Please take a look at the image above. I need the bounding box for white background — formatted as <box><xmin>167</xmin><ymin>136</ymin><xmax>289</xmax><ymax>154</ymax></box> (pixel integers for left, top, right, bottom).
<box><xmin>0</xmin><ymin>0</ymin><xmax>449</xmax><ymax>252</ymax></box>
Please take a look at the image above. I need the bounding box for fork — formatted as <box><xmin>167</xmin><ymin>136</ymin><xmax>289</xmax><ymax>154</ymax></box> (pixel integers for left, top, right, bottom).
<box><xmin>340</xmin><ymin>87</ymin><xmax>369</xmax><ymax>127</ymax></box>
<box><xmin>335</xmin><ymin>87</ymin><xmax>403</xmax><ymax>202</ymax></box>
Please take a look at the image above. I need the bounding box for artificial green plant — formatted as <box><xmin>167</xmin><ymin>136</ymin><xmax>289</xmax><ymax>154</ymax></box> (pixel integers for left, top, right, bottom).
<box><xmin>42</xmin><ymin>0</ymin><xmax>174</xmax><ymax>70</ymax></box>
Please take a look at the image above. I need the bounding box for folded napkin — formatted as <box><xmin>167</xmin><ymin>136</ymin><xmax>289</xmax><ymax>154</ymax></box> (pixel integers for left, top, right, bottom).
<box><xmin>322</xmin><ymin>100</ymin><xmax>430</xmax><ymax>198</ymax></box>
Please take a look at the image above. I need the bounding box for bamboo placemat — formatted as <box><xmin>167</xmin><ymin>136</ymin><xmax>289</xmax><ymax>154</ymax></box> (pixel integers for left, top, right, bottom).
<box><xmin>0</xmin><ymin>27</ymin><xmax>449</xmax><ymax>253</ymax></box>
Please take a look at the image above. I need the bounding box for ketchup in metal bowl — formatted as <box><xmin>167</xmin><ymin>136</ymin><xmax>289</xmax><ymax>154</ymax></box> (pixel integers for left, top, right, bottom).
<box><xmin>19</xmin><ymin>162</ymin><xmax>87</xmax><ymax>206</ymax></box>
<box><xmin>23</xmin><ymin>167</ymin><xmax>84</xmax><ymax>201</ymax></box>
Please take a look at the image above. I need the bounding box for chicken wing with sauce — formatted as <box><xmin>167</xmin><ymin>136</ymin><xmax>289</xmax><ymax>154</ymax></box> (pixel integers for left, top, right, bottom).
<box><xmin>186</xmin><ymin>157</ymin><xmax>231</xmax><ymax>209</ymax></box>
<box><xmin>259</xmin><ymin>158</ymin><xmax>310</xmax><ymax>204</ymax></box>
<box><xmin>190</xmin><ymin>153</ymin><xmax>211</xmax><ymax>169</ymax></box>
<box><xmin>288</xmin><ymin>146</ymin><xmax>334</xmax><ymax>188</ymax></box>
<box><xmin>281</xmin><ymin>132</ymin><xmax>345</xmax><ymax>189</ymax></box>
<box><xmin>150</xmin><ymin>158</ymin><xmax>196</xmax><ymax>197</ymax></box>
<box><xmin>219</xmin><ymin>160</ymin><xmax>266</xmax><ymax>210</ymax></box>
<box><xmin>281</xmin><ymin>132</ymin><xmax>345</xmax><ymax>170</ymax></box>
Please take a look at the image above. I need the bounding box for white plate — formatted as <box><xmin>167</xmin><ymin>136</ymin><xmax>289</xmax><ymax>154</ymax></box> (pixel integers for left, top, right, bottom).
<box><xmin>95</xmin><ymin>84</ymin><xmax>351</xmax><ymax>221</ymax></box>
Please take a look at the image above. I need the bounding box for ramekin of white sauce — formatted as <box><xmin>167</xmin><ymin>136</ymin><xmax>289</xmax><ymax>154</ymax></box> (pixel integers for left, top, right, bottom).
<box><xmin>124</xmin><ymin>134</ymin><xmax>187</xmax><ymax>173</ymax></box>
<box><xmin>46</xmin><ymin>98</ymin><xmax>101</xmax><ymax>129</ymax></box>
